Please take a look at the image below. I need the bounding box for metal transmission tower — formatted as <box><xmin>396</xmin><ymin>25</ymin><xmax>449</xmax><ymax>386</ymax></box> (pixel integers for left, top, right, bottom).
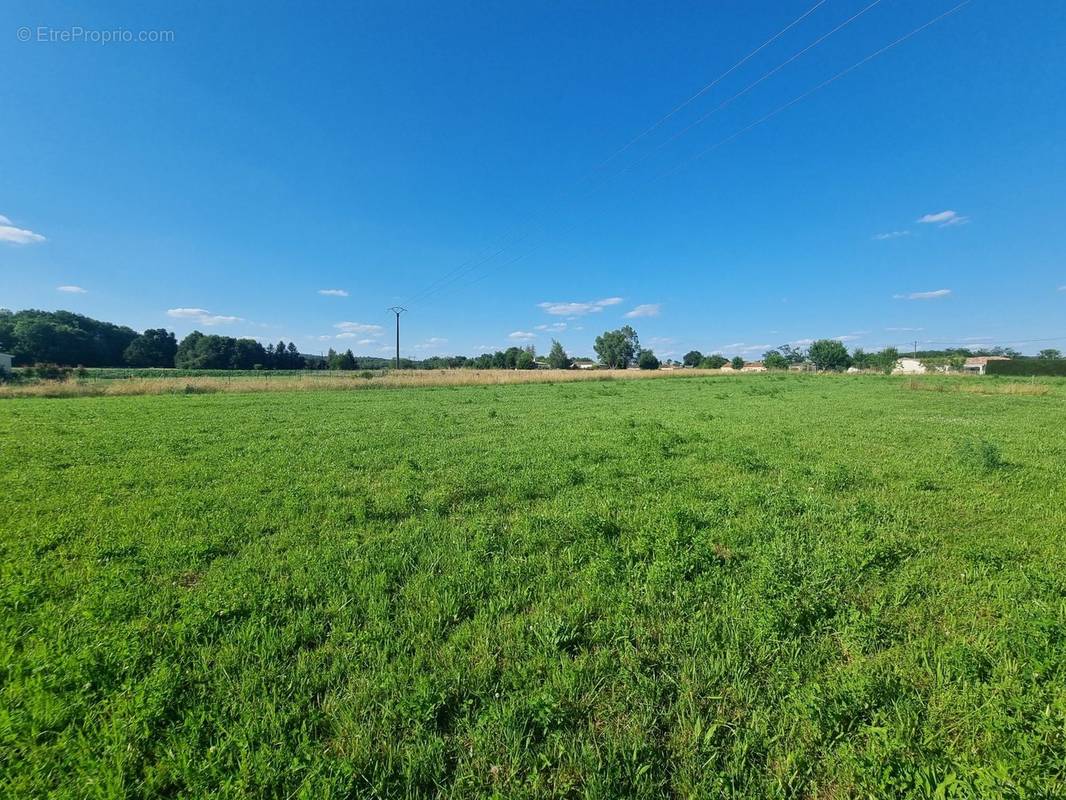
<box><xmin>387</xmin><ymin>307</ymin><xmax>406</xmax><ymax>370</ymax></box>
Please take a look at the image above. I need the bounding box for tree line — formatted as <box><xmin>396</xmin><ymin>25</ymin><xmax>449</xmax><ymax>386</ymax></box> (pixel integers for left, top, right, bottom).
<box><xmin>3</xmin><ymin>309</ymin><xmax>1051</xmax><ymax>373</ymax></box>
<box><xmin>0</xmin><ymin>310</ymin><xmax>312</xmax><ymax>370</ymax></box>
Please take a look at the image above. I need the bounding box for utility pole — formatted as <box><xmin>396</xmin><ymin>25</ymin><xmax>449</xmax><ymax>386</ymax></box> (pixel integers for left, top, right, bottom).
<box><xmin>913</xmin><ymin>340</ymin><xmax>918</xmax><ymax>358</ymax></box>
<box><xmin>387</xmin><ymin>307</ymin><xmax>406</xmax><ymax>370</ymax></box>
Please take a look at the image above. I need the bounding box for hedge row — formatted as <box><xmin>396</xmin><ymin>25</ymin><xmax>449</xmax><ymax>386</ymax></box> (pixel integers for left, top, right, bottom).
<box><xmin>986</xmin><ymin>358</ymin><xmax>1066</xmax><ymax>376</ymax></box>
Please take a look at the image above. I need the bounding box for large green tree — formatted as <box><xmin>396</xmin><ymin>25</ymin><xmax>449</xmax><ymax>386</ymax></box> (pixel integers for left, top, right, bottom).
<box><xmin>699</xmin><ymin>354</ymin><xmax>728</xmax><ymax>369</ymax></box>
<box><xmin>594</xmin><ymin>325</ymin><xmax>639</xmax><ymax>369</ymax></box>
<box><xmin>2</xmin><ymin>310</ymin><xmax>137</xmax><ymax>366</ymax></box>
<box><xmin>682</xmin><ymin>350</ymin><xmax>703</xmax><ymax>367</ymax></box>
<box><xmin>637</xmin><ymin>350</ymin><xmax>660</xmax><ymax>370</ymax></box>
<box><xmin>123</xmin><ymin>329</ymin><xmax>178</xmax><ymax>367</ymax></box>
<box><xmin>547</xmin><ymin>340</ymin><xmax>572</xmax><ymax>369</ymax></box>
<box><xmin>762</xmin><ymin>350</ymin><xmax>789</xmax><ymax>370</ymax></box>
<box><xmin>515</xmin><ymin>350</ymin><xmax>536</xmax><ymax>370</ymax></box>
<box><xmin>808</xmin><ymin>339</ymin><xmax>852</xmax><ymax>372</ymax></box>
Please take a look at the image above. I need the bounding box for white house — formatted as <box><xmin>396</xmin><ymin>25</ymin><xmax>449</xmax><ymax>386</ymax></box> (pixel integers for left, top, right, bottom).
<box><xmin>963</xmin><ymin>356</ymin><xmax>1010</xmax><ymax>375</ymax></box>
<box><xmin>0</xmin><ymin>352</ymin><xmax>12</xmax><ymax>374</ymax></box>
<box><xmin>892</xmin><ymin>357</ymin><xmax>927</xmax><ymax>375</ymax></box>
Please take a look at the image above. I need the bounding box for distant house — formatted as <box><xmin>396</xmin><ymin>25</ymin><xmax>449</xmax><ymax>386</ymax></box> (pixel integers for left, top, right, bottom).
<box><xmin>574</xmin><ymin>361</ymin><xmax>597</xmax><ymax>370</ymax></box>
<box><xmin>719</xmin><ymin>362</ymin><xmax>736</xmax><ymax>372</ymax></box>
<box><xmin>0</xmin><ymin>352</ymin><xmax>12</xmax><ymax>374</ymax></box>
<box><xmin>892</xmin><ymin>358</ymin><xmax>927</xmax><ymax>375</ymax></box>
<box><xmin>963</xmin><ymin>356</ymin><xmax>1010</xmax><ymax>375</ymax></box>
<box><xmin>789</xmin><ymin>362</ymin><xmax>815</xmax><ymax>372</ymax></box>
<box><xmin>741</xmin><ymin>361</ymin><xmax>767</xmax><ymax>372</ymax></box>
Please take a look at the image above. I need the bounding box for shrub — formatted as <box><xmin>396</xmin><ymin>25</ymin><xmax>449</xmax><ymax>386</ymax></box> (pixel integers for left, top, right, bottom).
<box><xmin>638</xmin><ymin>350</ymin><xmax>660</xmax><ymax>370</ymax></box>
<box><xmin>959</xmin><ymin>439</ymin><xmax>1008</xmax><ymax>473</ymax></box>
<box><xmin>986</xmin><ymin>358</ymin><xmax>1066</xmax><ymax>377</ymax></box>
<box><xmin>29</xmin><ymin>364</ymin><xmax>73</xmax><ymax>382</ymax></box>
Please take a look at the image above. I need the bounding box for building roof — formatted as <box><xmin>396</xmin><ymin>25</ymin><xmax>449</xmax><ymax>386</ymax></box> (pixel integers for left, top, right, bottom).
<box><xmin>964</xmin><ymin>356</ymin><xmax>1011</xmax><ymax>367</ymax></box>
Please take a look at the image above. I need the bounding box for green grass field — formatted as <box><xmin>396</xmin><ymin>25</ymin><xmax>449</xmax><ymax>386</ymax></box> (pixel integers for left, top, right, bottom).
<box><xmin>2</xmin><ymin>375</ymin><xmax>1064</xmax><ymax>798</ymax></box>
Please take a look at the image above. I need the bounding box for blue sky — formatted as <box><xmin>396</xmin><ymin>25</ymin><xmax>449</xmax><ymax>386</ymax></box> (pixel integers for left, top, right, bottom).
<box><xmin>3</xmin><ymin>0</ymin><xmax>1065</xmax><ymax>359</ymax></box>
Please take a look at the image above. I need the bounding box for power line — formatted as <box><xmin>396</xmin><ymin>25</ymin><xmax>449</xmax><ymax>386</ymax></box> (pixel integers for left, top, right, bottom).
<box><xmin>399</xmin><ymin>1</ymin><xmax>832</xmax><ymax>307</ymax></box>
<box><xmin>645</xmin><ymin>0</ymin><xmax>885</xmax><ymax>163</ymax></box>
<box><xmin>411</xmin><ymin>2</ymin><xmax>973</xmax><ymax>307</ymax></box>
<box><xmin>592</xmin><ymin>0</ymin><xmax>829</xmax><ymax>170</ymax></box>
<box><xmin>665</xmin><ymin>0</ymin><xmax>972</xmax><ymax>175</ymax></box>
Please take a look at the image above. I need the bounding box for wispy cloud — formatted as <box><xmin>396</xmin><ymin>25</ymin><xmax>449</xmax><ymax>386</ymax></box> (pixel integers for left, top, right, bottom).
<box><xmin>334</xmin><ymin>321</ymin><xmax>384</xmax><ymax>336</ymax></box>
<box><xmin>508</xmin><ymin>330</ymin><xmax>536</xmax><ymax>341</ymax></box>
<box><xmin>538</xmin><ymin>297</ymin><xmax>622</xmax><ymax>316</ymax></box>
<box><xmin>624</xmin><ymin>303</ymin><xmax>661</xmax><ymax>319</ymax></box>
<box><xmin>893</xmin><ymin>289</ymin><xmax>952</xmax><ymax>300</ymax></box>
<box><xmin>535</xmin><ymin>322</ymin><xmax>567</xmax><ymax>332</ymax></box>
<box><xmin>0</xmin><ymin>213</ymin><xmax>46</xmax><ymax>245</ymax></box>
<box><xmin>716</xmin><ymin>342</ymin><xmax>773</xmax><ymax>354</ymax></box>
<box><xmin>317</xmin><ymin>288</ymin><xmax>349</xmax><ymax>297</ymax></box>
<box><xmin>873</xmin><ymin>230</ymin><xmax>911</xmax><ymax>241</ymax></box>
<box><xmin>57</xmin><ymin>285</ymin><xmax>87</xmax><ymax>294</ymax></box>
<box><xmin>167</xmin><ymin>307</ymin><xmax>244</xmax><ymax>325</ymax></box>
<box><xmin>412</xmin><ymin>337</ymin><xmax>449</xmax><ymax>351</ymax></box>
<box><xmin>917</xmin><ymin>210</ymin><xmax>969</xmax><ymax>227</ymax></box>
<box><xmin>886</xmin><ymin>326</ymin><xmax>924</xmax><ymax>332</ymax></box>
<box><xmin>1058</xmin><ymin>285</ymin><xmax>1066</xmax><ymax>292</ymax></box>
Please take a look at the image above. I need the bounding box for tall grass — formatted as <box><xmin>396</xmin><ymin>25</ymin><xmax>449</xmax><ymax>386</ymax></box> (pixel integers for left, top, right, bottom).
<box><xmin>0</xmin><ymin>368</ymin><xmax>734</xmax><ymax>398</ymax></box>
<box><xmin>903</xmin><ymin>377</ymin><xmax>1051</xmax><ymax>395</ymax></box>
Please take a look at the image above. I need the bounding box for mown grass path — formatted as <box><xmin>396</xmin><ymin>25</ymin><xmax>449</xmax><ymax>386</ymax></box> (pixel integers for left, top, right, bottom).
<box><xmin>2</xmin><ymin>375</ymin><xmax>1064</xmax><ymax>798</ymax></box>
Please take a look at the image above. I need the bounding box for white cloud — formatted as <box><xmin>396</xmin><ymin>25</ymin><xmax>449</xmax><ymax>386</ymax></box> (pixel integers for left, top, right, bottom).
<box><xmin>917</xmin><ymin>210</ymin><xmax>969</xmax><ymax>227</ymax></box>
<box><xmin>412</xmin><ymin>337</ymin><xmax>449</xmax><ymax>351</ymax></box>
<box><xmin>893</xmin><ymin>289</ymin><xmax>952</xmax><ymax>300</ymax></box>
<box><xmin>334</xmin><ymin>321</ymin><xmax>384</xmax><ymax>336</ymax></box>
<box><xmin>873</xmin><ymin>230</ymin><xmax>910</xmax><ymax>240</ymax></box>
<box><xmin>357</xmin><ymin>338</ymin><xmax>375</xmax><ymax>345</ymax></box>
<box><xmin>886</xmin><ymin>326</ymin><xmax>924</xmax><ymax>332</ymax></box>
<box><xmin>318</xmin><ymin>288</ymin><xmax>349</xmax><ymax>297</ymax></box>
<box><xmin>832</xmin><ymin>331</ymin><xmax>869</xmax><ymax>342</ymax></box>
<box><xmin>0</xmin><ymin>214</ymin><xmax>46</xmax><ymax>244</ymax></box>
<box><xmin>716</xmin><ymin>342</ymin><xmax>773</xmax><ymax>354</ymax></box>
<box><xmin>535</xmin><ymin>322</ymin><xmax>567</xmax><ymax>332</ymax></box>
<box><xmin>167</xmin><ymin>307</ymin><xmax>244</xmax><ymax>325</ymax></box>
<box><xmin>508</xmin><ymin>330</ymin><xmax>536</xmax><ymax>341</ymax></box>
<box><xmin>538</xmin><ymin>297</ymin><xmax>622</xmax><ymax>316</ymax></box>
<box><xmin>57</xmin><ymin>285</ymin><xmax>87</xmax><ymax>294</ymax></box>
<box><xmin>624</xmin><ymin>303</ymin><xmax>661</xmax><ymax>319</ymax></box>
